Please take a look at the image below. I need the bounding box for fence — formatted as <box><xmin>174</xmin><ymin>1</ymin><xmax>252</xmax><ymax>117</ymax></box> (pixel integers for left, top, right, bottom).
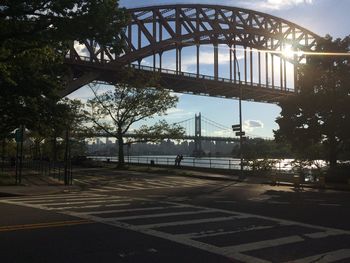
<box><xmin>1</xmin><ymin>158</ymin><xmax>73</xmax><ymax>185</ymax></box>
<box><xmin>90</xmin><ymin>156</ymin><xmax>242</xmax><ymax>170</ymax></box>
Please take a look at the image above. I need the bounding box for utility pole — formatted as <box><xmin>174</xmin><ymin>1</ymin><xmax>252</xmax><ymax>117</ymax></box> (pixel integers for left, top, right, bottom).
<box><xmin>232</xmin><ymin>48</ymin><xmax>244</xmax><ymax>180</ymax></box>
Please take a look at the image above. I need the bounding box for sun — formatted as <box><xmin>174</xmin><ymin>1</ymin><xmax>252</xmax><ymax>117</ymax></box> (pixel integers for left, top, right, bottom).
<box><xmin>282</xmin><ymin>45</ymin><xmax>295</xmax><ymax>58</ymax></box>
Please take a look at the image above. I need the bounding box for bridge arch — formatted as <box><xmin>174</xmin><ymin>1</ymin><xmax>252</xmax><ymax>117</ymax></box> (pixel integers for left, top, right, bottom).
<box><xmin>66</xmin><ymin>4</ymin><xmax>322</xmax><ymax>102</ymax></box>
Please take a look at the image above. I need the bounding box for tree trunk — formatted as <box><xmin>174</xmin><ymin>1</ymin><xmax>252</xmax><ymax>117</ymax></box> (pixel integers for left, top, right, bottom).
<box><xmin>117</xmin><ymin>132</ymin><xmax>124</xmax><ymax>168</ymax></box>
<box><xmin>329</xmin><ymin>146</ymin><xmax>337</xmax><ymax>171</ymax></box>
<box><xmin>51</xmin><ymin>137</ymin><xmax>57</xmax><ymax>177</ymax></box>
<box><xmin>328</xmin><ymin>138</ymin><xmax>338</xmax><ymax>171</ymax></box>
<box><xmin>1</xmin><ymin>138</ymin><xmax>5</xmax><ymax>174</ymax></box>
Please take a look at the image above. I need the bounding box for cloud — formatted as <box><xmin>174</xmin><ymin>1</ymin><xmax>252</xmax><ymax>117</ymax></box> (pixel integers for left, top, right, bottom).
<box><xmin>165</xmin><ymin>108</ymin><xmax>194</xmax><ymax>119</ymax></box>
<box><xmin>74</xmin><ymin>41</ymin><xmax>89</xmax><ymax>57</ymax></box>
<box><xmin>237</xmin><ymin>0</ymin><xmax>313</xmax><ymax>10</ymax></box>
<box><xmin>244</xmin><ymin>120</ymin><xmax>264</xmax><ymax>132</ymax></box>
<box><xmin>212</xmin><ymin>130</ymin><xmax>234</xmax><ymax>137</ymax></box>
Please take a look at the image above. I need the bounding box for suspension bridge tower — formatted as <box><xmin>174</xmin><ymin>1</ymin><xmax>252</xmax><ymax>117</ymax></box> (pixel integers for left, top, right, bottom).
<box><xmin>193</xmin><ymin>113</ymin><xmax>203</xmax><ymax>157</ymax></box>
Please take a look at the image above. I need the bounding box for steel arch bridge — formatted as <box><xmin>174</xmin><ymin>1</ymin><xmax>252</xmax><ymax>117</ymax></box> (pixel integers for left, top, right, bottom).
<box><xmin>64</xmin><ymin>4</ymin><xmax>321</xmax><ymax>103</ymax></box>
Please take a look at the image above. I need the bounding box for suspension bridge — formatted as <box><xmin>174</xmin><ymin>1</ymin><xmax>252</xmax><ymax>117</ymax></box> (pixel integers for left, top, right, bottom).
<box><xmin>96</xmin><ymin>113</ymin><xmax>270</xmax><ymax>157</ymax></box>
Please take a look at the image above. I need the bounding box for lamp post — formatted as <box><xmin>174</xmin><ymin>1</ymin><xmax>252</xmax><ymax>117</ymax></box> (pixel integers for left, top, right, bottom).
<box><xmin>232</xmin><ymin>48</ymin><xmax>244</xmax><ymax>180</ymax></box>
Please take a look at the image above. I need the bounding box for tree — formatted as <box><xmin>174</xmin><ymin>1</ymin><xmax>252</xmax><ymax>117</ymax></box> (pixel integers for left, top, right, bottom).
<box><xmin>86</xmin><ymin>70</ymin><xmax>184</xmax><ymax>167</ymax></box>
<box><xmin>275</xmin><ymin>35</ymin><xmax>350</xmax><ymax>171</ymax></box>
<box><xmin>0</xmin><ymin>0</ymin><xmax>128</xmax><ymax>136</ymax></box>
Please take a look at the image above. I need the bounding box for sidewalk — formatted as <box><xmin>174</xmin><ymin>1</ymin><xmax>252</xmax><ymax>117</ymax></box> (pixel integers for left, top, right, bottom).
<box><xmin>1</xmin><ymin>165</ymin><xmax>350</xmax><ymax>196</ymax></box>
<box><xmin>0</xmin><ymin>173</ymin><xmax>79</xmax><ymax>197</ymax></box>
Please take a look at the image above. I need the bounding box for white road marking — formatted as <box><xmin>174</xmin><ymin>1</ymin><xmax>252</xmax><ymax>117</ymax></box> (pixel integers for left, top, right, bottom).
<box><xmin>5</xmin><ymin>194</ymin><xmax>97</xmax><ymax>201</ymax></box>
<box><xmin>135</xmin><ymin>216</ymin><xmax>248</xmax><ymax>229</ymax></box>
<box><xmin>26</xmin><ymin>196</ymin><xmax>124</xmax><ymax>204</ymax></box>
<box><xmin>41</xmin><ymin>198</ymin><xmax>128</xmax><ymax>206</ymax></box>
<box><xmin>304</xmin><ymin>230</ymin><xmax>344</xmax><ymax>239</ymax></box>
<box><xmin>2</xmin><ymin>192</ymin><xmax>350</xmax><ymax>263</ymax></box>
<box><xmin>63</xmin><ymin>211</ymin><xmax>269</xmax><ymax>263</ymax></box>
<box><xmin>101</xmin><ymin>210</ymin><xmax>211</xmax><ymax>221</ymax></box>
<box><xmin>223</xmin><ymin>235</ymin><xmax>304</xmax><ymax>253</ymax></box>
<box><xmin>50</xmin><ymin>203</ymin><xmax>132</xmax><ymax>211</ymax></box>
<box><xmin>178</xmin><ymin>225</ymin><xmax>275</xmax><ymax>239</ymax></box>
<box><xmin>78</xmin><ymin>205</ymin><xmax>186</xmax><ymax>215</ymax></box>
<box><xmin>145</xmin><ymin>182</ymin><xmax>175</xmax><ymax>188</ymax></box>
<box><xmin>289</xmin><ymin>249</ymin><xmax>350</xmax><ymax>263</ymax></box>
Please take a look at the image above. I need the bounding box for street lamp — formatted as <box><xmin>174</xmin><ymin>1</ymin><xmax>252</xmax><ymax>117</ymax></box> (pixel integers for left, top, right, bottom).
<box><xmin>231</xmin><ymin>47</ymin><xmax>244</xmax><ymax>180</ymax></box>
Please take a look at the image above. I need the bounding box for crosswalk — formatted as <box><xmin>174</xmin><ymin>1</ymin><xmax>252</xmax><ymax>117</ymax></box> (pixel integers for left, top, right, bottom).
<box><xmin>74</xmin><ymin>177</ymin><xmax>211</xmax><ymax>192</ymax></box>
<box><xmin>2</xmin><ymin>193</ymin><xmax>350</xmax><ymax>263</ymax></box>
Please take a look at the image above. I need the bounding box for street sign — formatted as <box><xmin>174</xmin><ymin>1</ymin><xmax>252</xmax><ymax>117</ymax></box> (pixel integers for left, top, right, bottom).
<box><xmin>235</xmin><ymin>131</ymin><xmax>245</xmax><ymax>136</ymax></box>
<box><xmin>232</xmin><ymin>124</ymin><xmax>241</xmax><ymax>131</ymax></box>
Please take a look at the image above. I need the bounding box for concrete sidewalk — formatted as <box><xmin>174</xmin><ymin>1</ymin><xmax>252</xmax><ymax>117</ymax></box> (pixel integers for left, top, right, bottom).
<box><xmin>0</xmin><ymin>173</ymin><xmax>79</xmax><ymax>197</ymax></box>
<box><xmin>1</xmin><ymin>165</ymin><xmax>350</xmax><ymax>196</ymax></box>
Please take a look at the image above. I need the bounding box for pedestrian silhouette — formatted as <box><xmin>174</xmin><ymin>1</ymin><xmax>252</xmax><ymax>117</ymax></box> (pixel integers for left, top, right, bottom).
<box><xmin>178</xmin><ymin>154</ymin><xmax>184</xmax><ymax>167</ymax></box>
<box><xmin>175</xmin><ymin>155</ymin><xmax>180</xmax><ymax>167</ymax></box>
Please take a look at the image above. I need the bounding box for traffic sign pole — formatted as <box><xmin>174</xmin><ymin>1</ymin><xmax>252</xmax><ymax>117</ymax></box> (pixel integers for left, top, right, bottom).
<box><xmin>19</xmin><ymin>125</ymin><xmax>24</xmax><ymax>184</ymax></box>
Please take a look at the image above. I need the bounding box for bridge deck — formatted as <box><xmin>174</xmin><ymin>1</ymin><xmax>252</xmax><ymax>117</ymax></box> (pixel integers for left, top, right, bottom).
<box><xmin>65</xmin><ymin>57</ymin><xmax>295</xmax><ymax>103</ymax></box>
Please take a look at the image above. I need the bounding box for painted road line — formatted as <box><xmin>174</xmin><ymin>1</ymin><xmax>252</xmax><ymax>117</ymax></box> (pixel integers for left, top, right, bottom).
<box><xmin>4</xmin><ymin>194</ymin><xmax>98</xmax><ymax>202</ymax></box>
<box><xmin>136</xmin><ymin>216</ymin><xmax>248</xmax><ymax>229</ymax></box>
<box><xmin>51</xmin><ymin>202</ymin><xmax>133</xmax><ymax>211</ymax></box>
<box><xmin>69</xmin><ymin>212</ymin><xmax>269</xmax><ymax>263</ymax></box>
<box><xmin>0</xmin><ymin>198</ymin><xmax>133</xmax><ymax>211</ymax></box>
<box><xmin>163</xmin><ymin>201</ymin><xmax>350</xmax><ymax>235</ymax></box>
<box><xmin>25</xmin><ymin>196</ymin><xmax>127</xmax><ymax>204</ymax></box>
<box><xmin>223</xmin><ymin>235</ymin><xmax>304</xmax><ymax>253</ymax></box>
<box><xmin>179</xmin><ymin>225</ymin><xmax>275</xmax><ymax>239</ymax></box>
<box><xmin>95</xmin><ymin>186</ymin><xmax>132</xmax><ymax>191</ymax></box>
<box><xmin>88</xmin><ymin>188</ymin><xmax>116</xmax><ymax>192</ymax></box>
<box><xmin>123</xmin><ymin>184</ymin><xmax>153</xmax><ymax>190</ymax></box>
<box><xmin>289</xmin><ymin>249</ymin><xmax>350</xmax><ymax>263</ymax></box>
<box><xmin>145</xmin><ymin>182</ymin><xmax>174</xmax><ymax>188</ymax></box>
<box><xmin>42</xmin><ymin>198</ymin><xmax>129</xmax><ymax>206</ymax></box>
<box><xmin>78</xmin><ymin>205</ymin><xmax>187</xmax><ymax>215</ymax></box>
<box><xmin>100</xmin><ymin>210</ymin><xmax>212</xmax><ymax>221</ymax></box>
<box><xmin>319</xmin><ymin>203</ymin><xmax>341</xmax><ymax>207</ymax></box>
<box><xmin>304</xmin><ymin>230</ymin><xmax>343</xmax><ymax>239</ymax></box>
<box><xmin>0</xmin><ymin>219</ymin><xmax>94</xmax><ymax>232</ymax></box>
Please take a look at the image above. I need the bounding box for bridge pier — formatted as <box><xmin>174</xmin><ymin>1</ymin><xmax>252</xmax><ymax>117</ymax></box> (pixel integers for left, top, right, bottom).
<box><xmin>193</xmin><ymin>113</ymin><xmax>203</xmax><ymax>157</ymax></box>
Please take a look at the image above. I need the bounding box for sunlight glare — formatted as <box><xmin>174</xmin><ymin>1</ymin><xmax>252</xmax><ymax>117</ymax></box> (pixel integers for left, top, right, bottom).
<box><xmin>282</xmin><ymin>45</ymin><xmax>295</xmax><ymax>58</ymax></box>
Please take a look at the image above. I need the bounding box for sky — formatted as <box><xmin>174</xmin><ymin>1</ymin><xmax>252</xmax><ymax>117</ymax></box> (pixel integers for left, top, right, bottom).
<box><xmin>68</xmin><ymin>0</ymin><xmax>350</xmax><ymax>139</ymax></box>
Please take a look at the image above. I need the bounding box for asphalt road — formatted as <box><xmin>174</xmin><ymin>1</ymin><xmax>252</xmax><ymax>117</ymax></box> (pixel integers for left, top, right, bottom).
<box><xmin>1</xmin><ymin>171</ymin><xmax>350</xmax><ymax>263</ymax></box>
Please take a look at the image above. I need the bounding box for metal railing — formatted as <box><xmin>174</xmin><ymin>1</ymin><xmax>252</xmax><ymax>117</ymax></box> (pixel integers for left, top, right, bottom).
<box><xmin>66</xmin><ymin>55</ymin><xmax>295</xmax><ymax>93</ymax></box>
<box><xmin>89</xmin><ymin>156</ymin><xmax>242</xmax><ymax>170</ymax></box>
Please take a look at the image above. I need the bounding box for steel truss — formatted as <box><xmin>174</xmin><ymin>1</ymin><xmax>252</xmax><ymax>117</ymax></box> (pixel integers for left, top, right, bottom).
<box><xmin>65</xmin><ymin>4</ymin><xmax>321</xmax><ymax>102</ymax></box>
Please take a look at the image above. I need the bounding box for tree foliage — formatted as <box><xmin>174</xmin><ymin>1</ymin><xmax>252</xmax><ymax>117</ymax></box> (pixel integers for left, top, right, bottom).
<box><xmin>275</xmin><ymin>35</ymin><xmax>350</xmax><ymax>170</ymax></box>
<box><xmin>0</xmin><ymin>0</ymin><xmax>128</xmax><ymax>136</ymax></box>
<box><xmin>86</xmin><ymin>70</ymin><xmax>184</xmax><ymax>166</ymax></box>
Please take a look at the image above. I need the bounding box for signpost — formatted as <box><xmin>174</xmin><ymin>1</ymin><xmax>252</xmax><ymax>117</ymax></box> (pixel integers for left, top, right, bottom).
<box><xmin>15</xmin><ymin>126</ymin><xmax>24</xmax><ymax>184</ymax></box>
